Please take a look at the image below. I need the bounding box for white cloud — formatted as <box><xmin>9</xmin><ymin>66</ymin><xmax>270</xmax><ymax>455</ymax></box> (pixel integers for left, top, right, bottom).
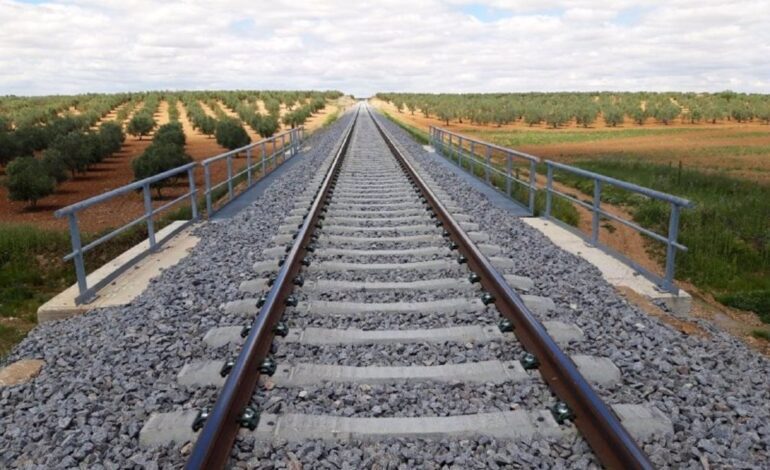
<box><xmin>0</xmin><ymin>0</ymin><xmax>768</xmax><ymax>96</ymax></box>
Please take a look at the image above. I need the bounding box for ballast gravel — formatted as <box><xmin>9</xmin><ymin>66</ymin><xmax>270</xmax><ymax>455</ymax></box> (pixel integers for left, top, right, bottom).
<box><xmin>0</xmin><ymin>106</ymin><xmax>767</xmax><ymax>469</ymax></box>
<box><xmin>0</xmin><ymin>113</ymin><xmax>355</xmax><ymax>469</ymax></box>
<box><xmin>374</xmin><ymin>109</ymin><xmax>770</xmax><ymax>469</ymax></box>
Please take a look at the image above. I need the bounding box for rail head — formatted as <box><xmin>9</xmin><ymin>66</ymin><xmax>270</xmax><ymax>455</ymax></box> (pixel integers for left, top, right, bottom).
<box><xmin>184</xmin><ymin>110</ymin><xmax>358</xmax><ymax>470</ymax></box>
<box><xmin>374</xmin><ymin>108</ymin><xmax>653</xmax><ymax>470</ymax></box>
<box><xmin>54</xmin><ymin>162</ymin><xmax>197</xmax><ymax>218</ymax></box>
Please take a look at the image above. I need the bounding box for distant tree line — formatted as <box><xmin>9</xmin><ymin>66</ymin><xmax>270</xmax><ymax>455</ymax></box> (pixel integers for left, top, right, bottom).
<box><xmin>377</xmin><ymin>91</ymin><xmax>770</xmax><ymax>129</ymax></box>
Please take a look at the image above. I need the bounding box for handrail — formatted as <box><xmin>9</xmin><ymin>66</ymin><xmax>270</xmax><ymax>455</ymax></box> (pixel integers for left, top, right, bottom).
<box><xmin>428</xmin><ymin>125</ymin><xmax>692</xmax><ymax>295</ymax></box>
<box><xmin>54</xmin><ymin>162</ymin><xmax>197</xmax><ymax>217</ymax></box>
<box><xmin>544</xmin><ymin>160</ymin><xmax>693</xmax><ymax>294</ymax></box>
<box><xmin>429</xmin><ymin>126</ymin><xmax>539</xmax><ymax>214</ymax></box>
<box><xmin>201</xmin><ymin>127</ymin><xmax>303</xmax><ymax>215</ymax></box>
<box><xmin>55</xmin><ymin>126</ymin><xmax>306</xmax><ymax>304</ymax></box>
<box><xmin>546</xmin><ymin>160</ymin><xmax>694</xmax><ymax>208</ymax></box>
<box><xmin>55</xmin><ymin>163</ymin><xmax>199</xmax><ymax>304</ymax></box>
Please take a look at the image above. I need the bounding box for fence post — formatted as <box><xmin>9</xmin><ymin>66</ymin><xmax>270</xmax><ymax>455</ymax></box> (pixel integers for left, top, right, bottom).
<box><xmin>246</xmin><ymin>147</ymin><xmax>253</xmax><ymax>186</ymax></box>
<box><xmin>506</xmin><ymin>153</ymin><xmax>512</xmax><ymax>196</ymax></box>
<box><xmin>545</xmin><ymin>164</ymin><xmax>553</xmax><ymax>218</ymax></box>
<box><xmin>485</xmin><ymin>145</ymin><xmax>491</xmax><ymax>183</ymax></box>
<box><xmin>528</xmin><ymin>160</ymin><xmax>537</xmax><ymax>214</ymax></box>
<box><xmin>458</xmin><ymin>137</ymin><xmax>464</xmax><ymax>168</ymax></box>
<box><xmin>204</xmin><ymin>164</ymin><xmax>212</xmax><ymax>216</ymax></box>
<box><xmin>469</xmin><ymin>141</ymin><xmax>476</xmax><ymax>176</ymax></box>
<box><xmin>591</xmin><ymin>180</ymin><xmax>602</xmax><ymax>245</ymax></box>
<box><xmin>67</xmin><ymin>213</ymin><xmax>88</xmax><ymax>296</ymax></box>
<box><xmin>281</xmin><ymin>133</ymin><xmax>287</xmax><ymax>162</ymax></box>
<box><xmin>142</xmin><ymin>183</ymin><xmax>156</xmax><ymax>249</ymax></box>
<box><xmin>226</xmin><ymin>155</ymin><xmax>234</xmax><ymax>201</ymax></box>
<box><xmin>261</xmin><ymin>141</ymin><xmax>267</xmax><ymax>173</ymax></box>
<box><xmin>188</xmin><ymin>167</ymin><xmax>198</xmax><ymax>220</ymax></box>
<box><xmin>663</xmin><ymin>204</ymin><xmax>681</xmax><ymax>293</ymax></box>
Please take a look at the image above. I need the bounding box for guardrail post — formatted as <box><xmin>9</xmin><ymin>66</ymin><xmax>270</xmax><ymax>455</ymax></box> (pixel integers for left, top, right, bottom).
<box><xmin>142</xmin><ymin>183</ymin><xmax>156</xmax><ymax>249</ymax></box>
<box><xmin>458</xmin><ymin>137</ymin><xmax>464</xmax><ymax>169</ymax></box>
<box><xmin>204</xmin><ymin>164</ymin><xmax>212</xmax><ymax>216</ymax></box>
<box><xmin>528</xmin><ymin>160</ymin><xmax>537</xmax><ymax>214</ymax></box>
<box><xmin>67</xmin><ymin>213</ymin><xmax>88</xmax><ymax>296</ymax></box>
<box><xmin>469</xmin><ymin>141</ymin><xmax>476</xmax><ymax>176</ymax></box>
<box><xmin>188</xmin><ymin>167</ymin><xmax>198</xmax><ymax>220</ymax></box>
<box><xmin>226</xmin><ymin>156</ymin><xmax>234</xmax><ymax>201</ymax></box>
<box><xmin>246</xmin><ymin>148</ymin><xmax>253</xmax><ymax>186</ymax></box>
<box><xmin>261</xmin><ymin>141</ymin><xmax>267</xmax><ymax>173</ymax></box>
<box><xmin>484</xmin><ymin>145</ymin><xmax>491</xmax><ymax>183</ymax></box>
<box><xmin>591</xmin><ymin>180</ymin><xmax>602</xmax><ymax>245</ymax></box>
<box><xmin>506</xmin><ymin>153</ymin><xmax>512</xmax><ymax>197</ymax></box>
<box><xmin>545</xmin><ymin>164</ymin><xmax>553</xmax><ymax>218</ymax></box>
<box><xmin>281</xmin><ymin>133</ymin><xmax>287</xmax><ymax>162</ymax></box>
<box><xmin>663</xmin><ymin>204</ymin><xmax>681</xmax><ymax>293</ymax></box>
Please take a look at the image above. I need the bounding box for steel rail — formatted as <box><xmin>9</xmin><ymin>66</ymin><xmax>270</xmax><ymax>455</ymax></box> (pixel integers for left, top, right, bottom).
<box><xmin>367</xmin><ymin>106</ymin><xmax>654</xmax><ymax>470</ymax></box>
<box><xmin>185</xmin><ymin>108</ymin><xmax>359</xmax><ymax>469</ymax></box>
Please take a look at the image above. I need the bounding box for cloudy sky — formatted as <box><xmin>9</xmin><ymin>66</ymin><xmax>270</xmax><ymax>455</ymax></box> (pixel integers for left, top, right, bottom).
<box><xmin>1</xmin><ymin>0</ymin><xmax>768</xmax><ymax>96</ymax></box>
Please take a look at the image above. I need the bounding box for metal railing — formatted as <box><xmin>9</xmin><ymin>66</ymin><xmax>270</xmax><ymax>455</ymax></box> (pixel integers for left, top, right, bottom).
<box><xmin>55</xmin><ymin>163</ymin><xmax>199</xmax><ymax>304</ymax></box>
<box><xmin>56</xmin><ymin>127</ymin><xmax>305</xmax><ymax>304</ymax></box>
<box><xmin>429</xmin><ymin>126</ymin><xmax>539</xmax><ymax>214</ymax></box>
<box><xmin>544</xmin><ymin>161</ymin><xmax>694</xmax><ymax>293</ymax></box>
<box><xmin>202</xmin><ymin>127</ymin><xmax>303</xmax><ymax>215</ymax></box>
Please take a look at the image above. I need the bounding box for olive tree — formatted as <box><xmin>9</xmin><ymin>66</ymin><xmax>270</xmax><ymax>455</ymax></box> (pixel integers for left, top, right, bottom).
<box><xmin>215</xmin><ymin>118</ymin><xmax>251</xmax><ymax>150</ymax></box>
<box><xmin>5</xmin><ymin>157</ymin><xmax>55</xmax><ymax>207</ymax></box>
<box><xmin>132</xmin><ymin>142</ymin><xmax>192</xmax><ymax>197</ymax></box>
<box><xmin>127</xmin><ymin>113</ymin><xmax>155</xmax><ymax>140</ymax></box>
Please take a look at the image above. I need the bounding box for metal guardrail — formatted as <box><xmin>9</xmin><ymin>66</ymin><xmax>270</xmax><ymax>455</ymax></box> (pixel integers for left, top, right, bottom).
<box><xmin>427</xmin><ymin>126</ymin><xmax>692</xmax><ymax>295</ymax></box>
<box><xmin>55</xmin><ymin>163</ymin><xmax>199</xmax><ymax>304</ymax></box>
<box><xmin>544</xmin><ymin>161</ymin><xmax>694</xmax><ymax>294</ymax></box>
<box><xmin>429</xmin><ymin>126</ymin><xmax>539</xmax><ymax>214</ymax></box>
<box><xmin>55</xmin><ymin>127</ymin><xmax>305</xmax><ymax>304</ymax></box>
<box><xmin>202</xmin><ymin>127</ymin><xmax>303</xmax><ymax>215</ymax></box>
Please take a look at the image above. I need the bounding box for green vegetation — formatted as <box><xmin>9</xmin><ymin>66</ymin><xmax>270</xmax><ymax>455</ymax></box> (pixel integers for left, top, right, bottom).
<box><xmin>215</xmin><ymin>117</ymin><xmax>251</xmax><ymax>150</ymax></box>
<box><xmin>127</xmin><ymin>113</ymin><xmax>155</xmax><ymax>140</ymax></box>
<box><xmin>381</xmin><ymin>111</ymin><xmax>429</xmax><ymax>144</ymax></box>
<box><xmin>322</xmin><ymin>110</ymin><xmax>340</xmax><ymax>128</ymax></box>
<box><xmin>4</xmin><ymin>157</ymin><xmax>55</xmax><ymax>206</ymax></box>
<box><xmin>132</xmin><ymin>122</ymin><xmax>191</xmax><ymax>197</ymax></box>
<box><xmin>0</xmin><ymin>225</ymin><xmax>72</xmax><ymax>355</ymax></box>
<box><xmin>474</xmin><ymin>127</ymin><xmax>705</xmax><ymax>147</ymax></box>
<box><xmin>752</xmin><ymin>329</ymin><xmax>770</xmax><ymax>341</ymax></box>
<box><xmin>377</xmin><ymin>91</ymin><xmax>770</xmax><ymax>129</ymax></box>
<box><xmin>558</xmin><ymin>159</ymin><xmax>770</xmax><ymax>323</ymax></box>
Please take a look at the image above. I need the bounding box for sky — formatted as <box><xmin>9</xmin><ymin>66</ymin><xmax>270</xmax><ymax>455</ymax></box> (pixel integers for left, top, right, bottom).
<box><xmin>0</xmin><ymin>0</ymin><xmax>769</xmax><ymax>96</ymax></box>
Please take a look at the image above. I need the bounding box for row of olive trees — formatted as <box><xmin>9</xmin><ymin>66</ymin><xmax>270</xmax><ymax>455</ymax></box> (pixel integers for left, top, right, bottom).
<box><xmin>131</xmin><ymin>122</ymin><xmax>191</xmax><ymax>198</ymax></box>
<box><xmin>378</xmin><ymin>91</ymin><xmax>770</xmax><ymax>129</ymax></box>
<box><xmin>0</xmin><ymin>95</ymin><xmax>130</xmax><ymax>167</ymax></box>
<box><xmin>4</xmin><ymin>122</ymin><xmax>125</xmax><ymax>207</ymax></box>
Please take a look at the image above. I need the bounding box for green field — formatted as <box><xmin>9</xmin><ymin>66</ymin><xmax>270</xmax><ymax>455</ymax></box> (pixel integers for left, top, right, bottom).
<box><xmin>560</xmin><ymin>159</ymin><xmax>770</xmax><ymax>323</ymax></box>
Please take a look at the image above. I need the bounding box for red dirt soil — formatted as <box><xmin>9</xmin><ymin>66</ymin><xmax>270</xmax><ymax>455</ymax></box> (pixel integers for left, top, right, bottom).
<box><xmin>0</xmin><ymin>100</ymin><xmax>343</xmax><ymax>233</ymax></box>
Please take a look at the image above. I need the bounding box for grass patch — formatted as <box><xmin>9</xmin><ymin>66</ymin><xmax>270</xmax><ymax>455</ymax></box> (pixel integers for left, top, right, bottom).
<box><xmin>381</xmin><ymin>111</ymin><xmax>430</xmax><ymax>145</ymax></box>
<box><xmin>752</xmin><ymin>329</ymin><xmax>770</xmax><ymax>341</ymax></box>
<box><xmin>322</xmin><ymin>109</ymin><xmax>340</xmax><ymax>128</ymax></box>
<box><xmin>558</xmin><ymin>159</ymin><xmax>770</xmax><ymax>322</ymax></box>
<box><xmin>0</xmin><ymin>224</ymin><xmax>74</xmax><ymax>356</ymax></box>
<box><xmin>475</xmin><ymin>127</ymin><xmax>707</xmax><ymax>147</ymax></box>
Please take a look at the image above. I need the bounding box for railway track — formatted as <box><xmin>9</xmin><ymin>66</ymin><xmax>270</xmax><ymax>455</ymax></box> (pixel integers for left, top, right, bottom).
<box><xmin>140</xmin><ymin>105</ymin><xmax>670</xmax><ymax>468</ymax></box>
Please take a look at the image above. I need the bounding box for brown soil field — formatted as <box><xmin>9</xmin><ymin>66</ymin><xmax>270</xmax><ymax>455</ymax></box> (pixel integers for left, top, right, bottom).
<box><xmin>0</xmin><ymin>100</ymin><xmax>343</xmax><ymax>233</ymax></box>
<box><xmin>370</xmin><ymin>98</ymin><xmax>770</xmax><ymax>185</ymax></box>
